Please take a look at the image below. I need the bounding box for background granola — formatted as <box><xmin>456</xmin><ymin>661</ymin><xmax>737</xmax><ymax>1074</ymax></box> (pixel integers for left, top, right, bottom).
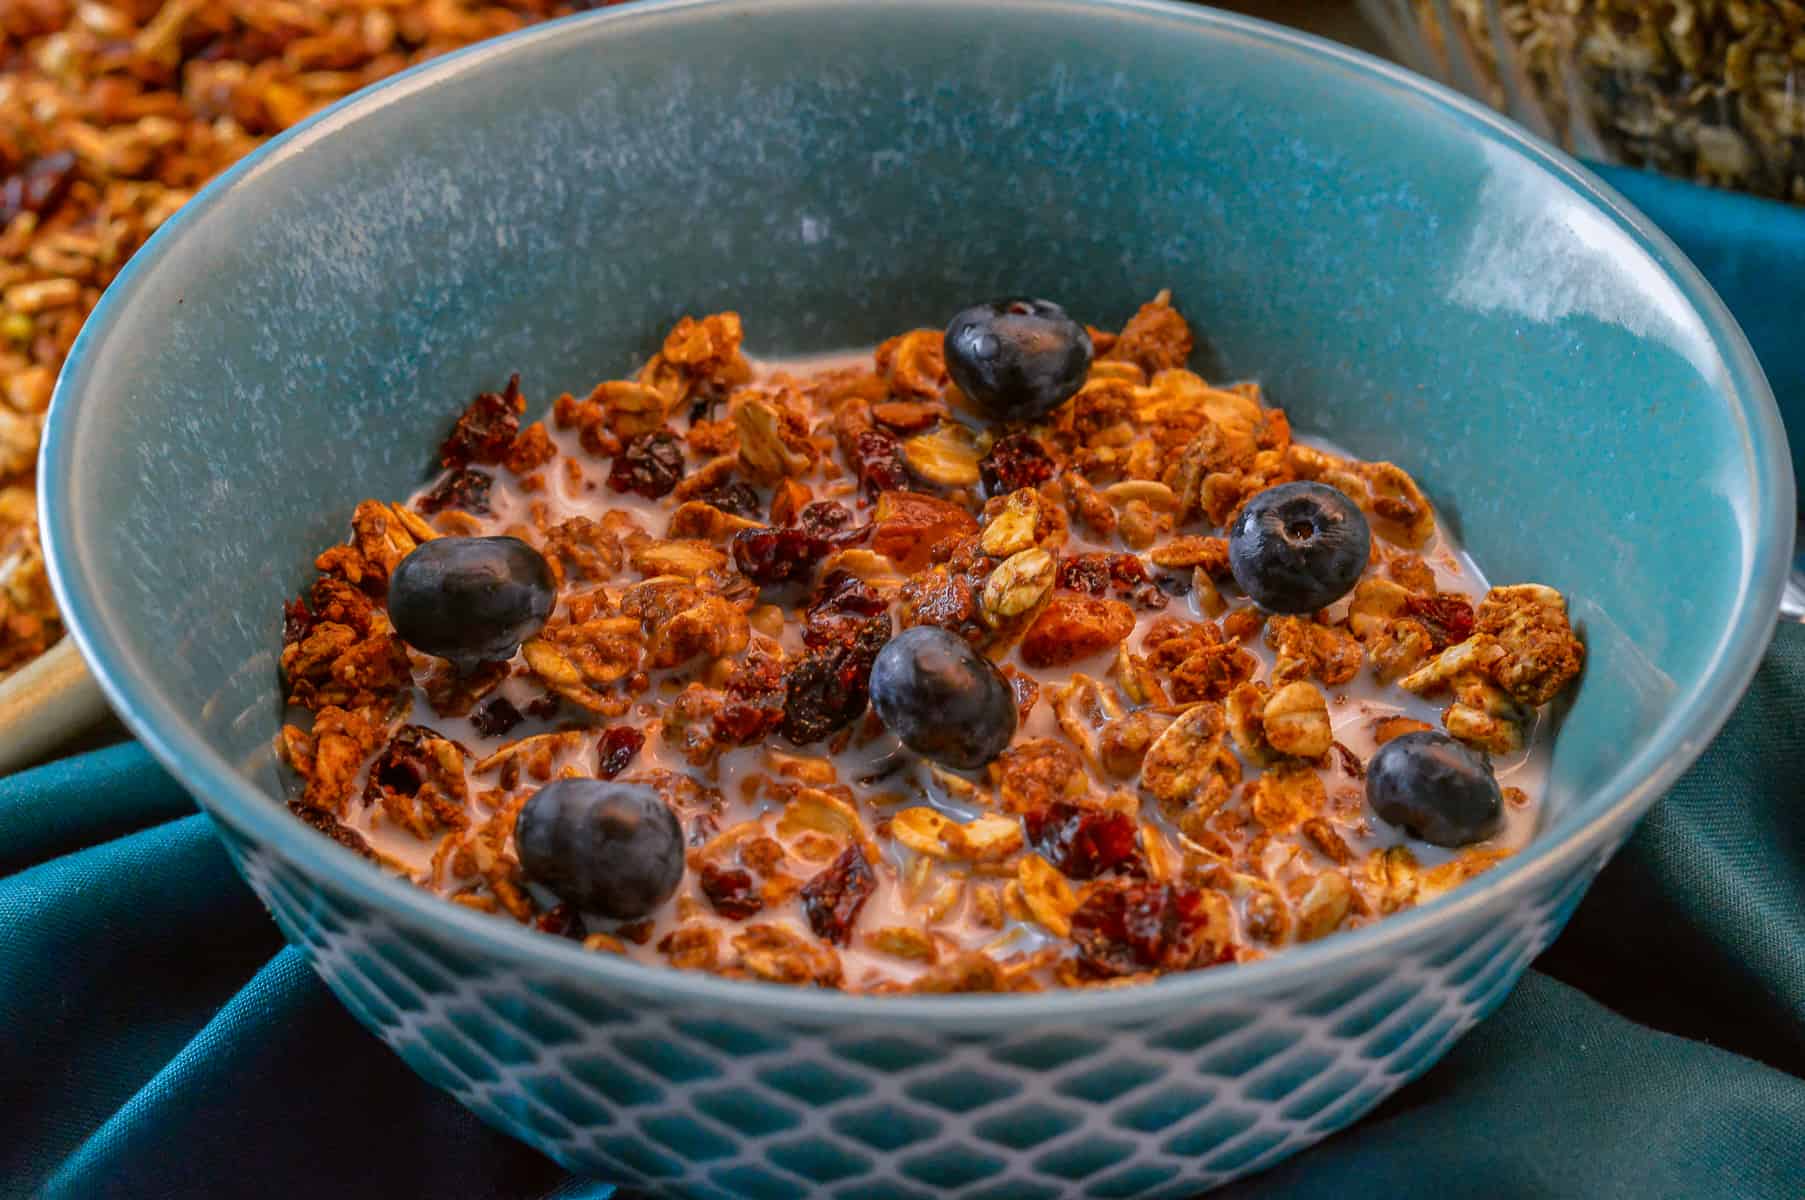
<box><xmin>1371</xmin><ymin>0</ymin><xmax>1805</xmax><ymax>204</ymax></box>
<box><xmin>0</xmin><ymin>0</ymin><xmax>608</xmax><ymax>677</ymax></box>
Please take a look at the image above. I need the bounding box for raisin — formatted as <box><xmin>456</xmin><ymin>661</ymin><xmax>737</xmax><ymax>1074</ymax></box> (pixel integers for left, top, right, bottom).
<box><xmin>598</xmin><ymin>726</ymin><xmax>646</xmax><ymax>778</ymax></box>
<box><xmin>1406</xmin><ymin>593</ymin><xmax>1476</xmax><ymax>651</ymax></box>
<box><xmin>416</xmin><ymin>468</ymin><xmax>494</xmax><ymax>516</ymax></box>
<box><xmin>1058</xmin><ymin>553</ymin><xmax>1167</xmax><ymax>611</ymax></box>
<box><xmin>852</xmin><ymin>429</ymin><xmax>910</xmax><ymax>499</ymax></box>
<box><xmin>470</xmin><ymin>696</ymin><xmax>524</xmax><ymax>738</ymax></box>
<box><xmin>0</xmin><ymin>152</ymin><xmax>77</xmax><ymax>225</ymax></box>
<box><xmin>730</xmin><ymin>526</ymin><xmax>831</xmax><ymax>585</ymax></box>
<box><xmin>1071</xmin><ymin>882</ymin><xmax>1217</xmax><ymax>978</ymax></box>
<box><xmin>525</xmin><ymin>694</ymin><xmax>561</xmax><ymax>721</ymax></box>
<box><xmin>713</xmin><ymin>647</ymin><xmax>788</xmax><ymax>745</ymax></box>
<box><xmin>282</xmin><ymin>596</ymin><xmax>315</xmax><ymax>646</ymax></box>
<box><xmin>1024</xmin><ymin>803</ymin><xmax>1140</xmax><ymax>880</ymax></box>
<box><xmin>698</xmin><ymin>481</ymin><xmax>762</xmax><ymax>518</ymax></box>
<box><xmin>699</xmin><ymin>863</ymin><xmax>765</xmax><ymax>920</ymax></box>
<box><xmin>440</xmin><ymin>374</ymin><xmax>522</xmax><ymax>469</ymax></box>
<box><xmin>535</xmin><ymin>903</ymin><xmax>588</xmax><ymax>940</ymax></box>
<box><xmin>607</xmin><ymin>429</ymin><xmax>685</xmax><ymax>498</ymax></box>
<box><xmin>800</xmin><ymin>844</ymin><xmax>875</xmax><ymax>945</ymax></box>
<box><xmin>978</xmin><ymin>433</ymin><xmax>1056</xmax><ymax>497</ymax></box>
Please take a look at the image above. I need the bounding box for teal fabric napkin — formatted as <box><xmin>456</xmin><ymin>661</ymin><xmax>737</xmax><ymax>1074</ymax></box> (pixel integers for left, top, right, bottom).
<box><xmin>6</xmin><ymin>625</ymin><xmax>1802</xmax><ymax>1200</ymax></box>
<box><xmin>6</xmin><ymin>165</ymin><xmax>1805</xmax><ymax>1199</ymax></box>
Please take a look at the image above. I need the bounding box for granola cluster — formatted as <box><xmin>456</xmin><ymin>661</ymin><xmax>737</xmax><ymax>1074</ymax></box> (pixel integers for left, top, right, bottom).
<box><xmin>0</xmin><ymin>1</ymin><xmax>606</xmax><ymax>677</ymax></box>
<box><xmin>276</xmin><ymin>293</ymin><xmax>1584</xmax><ymax>992</ymax></box>
<box><xmin>1391</xmin><ymin>0</ymin><xmax>1805</xmax><ymax>204</ymax></box>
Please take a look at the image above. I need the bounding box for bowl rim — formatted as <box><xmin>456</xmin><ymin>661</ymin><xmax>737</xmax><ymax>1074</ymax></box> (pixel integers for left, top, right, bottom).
<box><xmin>41</xmin><ymin>0</ymin><xmax>1795</xmax><ymax>1026</ymax></box>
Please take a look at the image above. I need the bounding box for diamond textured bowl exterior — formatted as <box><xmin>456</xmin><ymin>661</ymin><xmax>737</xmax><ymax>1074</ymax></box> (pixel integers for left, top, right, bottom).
<box><xmin>219</xmin><ymin>815</ymin><xmax>1621</xmax><ymax>1194</ymax></box>
<box><xmin>40</xmin><ymin>0</ymin><xmax>1794</xmax><ymax>1194</ymax></box>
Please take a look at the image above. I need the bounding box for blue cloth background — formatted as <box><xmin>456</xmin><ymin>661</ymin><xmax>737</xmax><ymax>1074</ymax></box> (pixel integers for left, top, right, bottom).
<box><xmin>5</xmin><ymin>166</ymin><xmax>1804</xmax><ymax>1199</ymax></box>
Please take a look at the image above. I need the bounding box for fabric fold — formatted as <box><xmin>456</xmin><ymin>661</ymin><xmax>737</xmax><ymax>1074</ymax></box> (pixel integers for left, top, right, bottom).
<box><xmin>41</xmin><ymin>947</ymin><xmax>575</xmax><ymax>1200</ymax></box>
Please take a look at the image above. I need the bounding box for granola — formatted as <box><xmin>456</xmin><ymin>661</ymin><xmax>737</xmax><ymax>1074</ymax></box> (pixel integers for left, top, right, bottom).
<box><xmin>274</xmin><ymin>293</ymin><xmax>1582</xmax><ymax>993</ymax></box>
<box><xmin>0</xmin><ymin>0</ymin><xmax>607</xmax><ymax>679</ymax></box>
<box><xmin>1379</xmin><ymin>0</ymin><xmax>1805</xmax><ymax>204</ymax></box>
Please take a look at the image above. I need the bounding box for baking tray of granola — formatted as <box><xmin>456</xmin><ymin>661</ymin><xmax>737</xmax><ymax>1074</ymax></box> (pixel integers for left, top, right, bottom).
<box><xmin>0</xmin><ymin>0</ymin><xmax>604</xmax><ymax>769</ymax></box>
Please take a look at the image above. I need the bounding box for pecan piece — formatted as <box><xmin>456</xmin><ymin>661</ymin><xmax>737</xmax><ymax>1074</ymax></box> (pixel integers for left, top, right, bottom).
<box><xmin>1020</xmin><ymin>594</ymin><xmax>1136</xmax><ymax>668</ymax></box>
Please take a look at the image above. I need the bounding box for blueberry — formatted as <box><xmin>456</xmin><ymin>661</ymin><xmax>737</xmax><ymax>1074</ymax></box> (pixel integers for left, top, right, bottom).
<box><xmin>387</xmin><ymin>535</ymin><xmax>555</xmax><ymax>670</ymax></box>
<box><xmin>869</xmin><ymin>626</ymin><xmax>1017</xmax><ymax>769</ymax></box>
<box><xmin>1366</xmin><ymin>731</ymin><xmax>1504</xmax><ymax>848</ymax></box>
<box><xmin>516</xmin><ymin>778</ymin><xmax>685</xmax><ymax>919</ymax></box>
<box><xmin>1227</xmin><ymin>482</ymin><xmax>1370</xmax><ymax>614</ymax></box>
<box><xmin>944</xmin><ymin>298</ymin><xmax>1093</xmax><ymax>422</ymax></box>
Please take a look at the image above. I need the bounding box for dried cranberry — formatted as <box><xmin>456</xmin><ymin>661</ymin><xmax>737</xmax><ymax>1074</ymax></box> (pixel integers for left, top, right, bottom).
<box><xmin>1406</xmin><ymin>593</ymin><xmax>1476</xmax><ymax>651</ymax></box>
<box><xmin>699</xmin><ymin>863</ymin><xmax>765</xmax><ymax>920</ymax></box>
<box><xmin>288</xmin><ymin>802</ymin><xmax>378</xmax><ymax>862</ymax></box>
<box><xmin>797</xmin><ymin>501</ymin><xmax>869</xmax><ymax>549</ymax></box>
<box><xmin>803</xmin><ymin>584</ymin><xmax>893</xmax><ymax>658</ymax></box>
<box><xmin>1002</xmin><ymin>664</ymin><xmax>1040</xmax><ymax>726</ymax></box>
<box><xmin>781</xmin><ymin>626</ymin><xmax>886</xmax><ymax>745</ymax></box>
<box><xmin>1057</xmin><ymin>553</ymin><xmax>1166</xmax><ymax>611</ymax></box>
<box><xmin>607</xmin><ymin>429</ymin><xmax>685</xmax><ymax>498</ymax></box>
<box><xmin>598</xmin><ymin>726</ymin><xmax>646</xmax><ymax>778</ymax></box>
<box><xmin>1057</xmin><ymin>555</ymin><xmax>1111</xmax><ymax>596</ymax></box>
<box><xmin>800</xmin><ymin>844</ymin><xmax>875</xmax><ymax>944</ymax></box>
<box><xmin>730</xmin><ymin>526</ymin><xmax>830</xmax><ymax>585</ymax></box>
<box><xmin>536</xmin><ymin>903</ymin><xmax>588</xmax><ymax>940</ymax></box>
<box><xmin>713</xmin><ymin>648</ymin><xmax>787</xmax><ymax>745</ymax></box>
<box><xmin>282</xmin><ymin>596</ymin><xmax>315</xmax><ymax>645</ymax></box>
<box><xmin>978</xmin><ymin>433</ymin><xmax>1056</xmax><ymax>497</ymax></box>
<box><xmin>440</xmin><ymin>374</ymin><xmax>522</xmax><ymax>469</ymax></box>
<box><xmin>416</xmin><ymin>468</ymin><xmax>494</xmax><ymax>516</ymax></box>
<box><xmin>811</xmin><ymin>570</ymin><xmax>888</xmax><ymax>617</ymax></box>
<box><xmin>470</xmin><ymin>696</ymin><xmax>524</xmax><ymax>738</ymax></box>
<box><xmin>0</xmin><ymin>152</ymin><xmax>77</xmax><ymax>225</ymax></box>
<box><xmin>362</xmin><ymin>725</ymin><xmax>446</xmax><ymax>804</ymax></box>
<box><xmin>685</xmin><ymin>379</ymin><xmax>730</xmax><ymax>425</ymax></box>
<box><xmin>1071</xmin><ymin>882</ymin><xmax>1219</xmax><ymax>978</ymax></box>
<box><xmin>1127</xmin><ymin>583</ymin><xmax>1169</xmax><ymax>611</ymax></box>
<box><xmin>1024</xmin><ymin>803</ymin><xmax>1140</xmax><ymax>880</ymax></box>
<box><xmin>852</xmin><ymin>429</ymin><xmax>910</xmax><ymax>499</ymax></box>
<box><xmin>799</xmin><ymin>500</ymin><xmax>852</xmax><ymax>538</ymax></box>
<box><xmin>714</xmin><ymin>702</ymin><xmax>784</xmax><ymax>745</ymax></box>
<box><xmin>1329</xmin><ymin>741</ymin><xmax>1366</xmax><ymax>780</ymax></box>
<box><xmin>698</xmin><ymin>481</ymin><xmax>762</xmax><ymax>518</ymax></box>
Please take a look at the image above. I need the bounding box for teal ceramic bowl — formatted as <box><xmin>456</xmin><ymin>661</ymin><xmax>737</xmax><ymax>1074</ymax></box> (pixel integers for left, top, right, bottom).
<box><xmin>40</xmin><ymin>1</ymin><xmax>1794</xmax><ymax>1194</ymax></box>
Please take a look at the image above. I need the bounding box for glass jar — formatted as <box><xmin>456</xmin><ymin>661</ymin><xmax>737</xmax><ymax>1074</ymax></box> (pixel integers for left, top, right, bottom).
<box><xmin>1358</xmin><ymin>1</ymin><xmax>1805</xmax><ymax>204</ymax></box>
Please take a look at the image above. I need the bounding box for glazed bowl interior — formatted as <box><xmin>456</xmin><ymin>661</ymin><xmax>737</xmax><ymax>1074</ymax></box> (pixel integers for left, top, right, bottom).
<box><xmin>42</xmin><ymin>0</ymin><xmax>1790</xmax><ymax>1018</ymax></box>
